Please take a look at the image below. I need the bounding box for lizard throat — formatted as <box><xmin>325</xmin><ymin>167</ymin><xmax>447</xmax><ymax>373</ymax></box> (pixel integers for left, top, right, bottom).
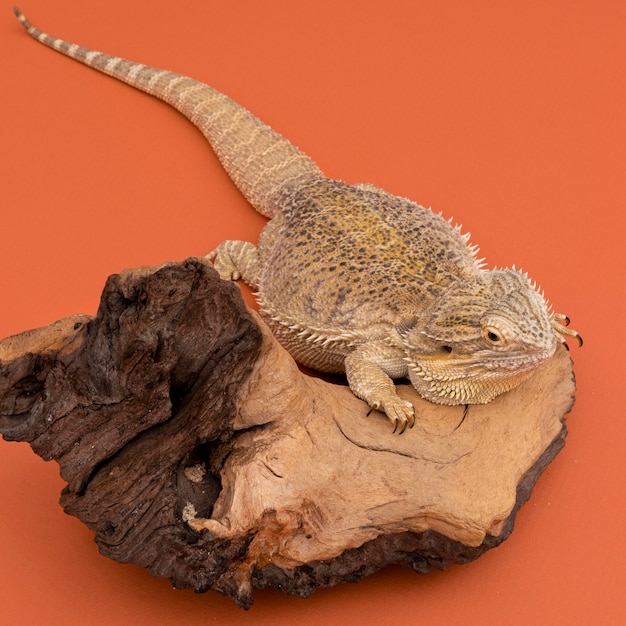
<box><xmin>404</xmin><ymin>349</ymin><xmax>554</xmax><ymax>405</ymax></box>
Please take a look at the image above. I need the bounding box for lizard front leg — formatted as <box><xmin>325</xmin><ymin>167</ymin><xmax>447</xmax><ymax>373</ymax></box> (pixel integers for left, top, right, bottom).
<box><xmin>344</xmin><ymin>342</ymin><xmax>415</xmax><ymax>434</ymax></box>
<box><xmin>207</xmin><ymin>240</ymin><xmax>260</xmax><ymax>289</ymax></box>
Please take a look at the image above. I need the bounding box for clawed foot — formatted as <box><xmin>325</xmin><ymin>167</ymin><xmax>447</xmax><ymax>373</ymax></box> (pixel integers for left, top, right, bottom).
<box><xmin>206</xmin><ymin>245</ymin><xmax>241</xmax><ymax>281</ymax></box>
<box><xmin>550</xmin><ymin>312</ymin><xmax>583</xmax><ymax>348</ymax></box>
<box><xmin>370</xmin><ymin>396</ymin><xmax>415</xmax><ymax>435</ymax></box>
<box><xmin>344</xmin><ymin>342</ymin><xmax>418</xmax><ymax>435</ymax></box>
<box><xmin>206</xmin><ymin>240</ymin><xmax>260</xmax><ymax>286</ymax></box>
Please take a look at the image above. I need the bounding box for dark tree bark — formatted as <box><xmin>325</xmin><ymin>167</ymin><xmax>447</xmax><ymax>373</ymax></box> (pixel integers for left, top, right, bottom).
<box><xmin>0</xmin><ymin>258</ymin><xmax>576</xmax><ymax>608</ymax></box>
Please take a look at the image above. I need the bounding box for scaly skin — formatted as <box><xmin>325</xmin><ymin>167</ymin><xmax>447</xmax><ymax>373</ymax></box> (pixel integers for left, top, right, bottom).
<box><xmin>15</xmin><ymin>8</ymin><xmax>581</xmax><ymax>434</ymax></box>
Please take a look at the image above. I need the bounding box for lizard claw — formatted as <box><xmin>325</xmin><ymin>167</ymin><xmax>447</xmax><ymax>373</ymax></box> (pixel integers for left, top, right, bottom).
<box><xmin>381</xmin><ymin>397</ymin><xmax>415</xmax><ymax>435</ymax></box>
<box><xmin>550</xmin><ymin>312</ymin><xmax>583</xmax><ymax>347</ymax></box>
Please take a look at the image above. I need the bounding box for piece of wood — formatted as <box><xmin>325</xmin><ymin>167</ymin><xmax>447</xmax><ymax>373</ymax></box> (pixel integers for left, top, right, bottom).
<box><xmin>0</xmin><ymin>258</ymin><xmax>576</xmax><ymax>608</ymax></box>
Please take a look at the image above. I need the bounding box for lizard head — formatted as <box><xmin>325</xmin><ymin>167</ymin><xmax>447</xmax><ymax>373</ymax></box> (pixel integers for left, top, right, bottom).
<box><xmin>399</xmin><ymin>268</ymin><xmax>579</xmax><ymax>405</ymax></box>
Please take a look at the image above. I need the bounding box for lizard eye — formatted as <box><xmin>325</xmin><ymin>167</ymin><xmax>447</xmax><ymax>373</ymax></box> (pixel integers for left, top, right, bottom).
<box><xmin>483</xmin><ymin>326</ymin><xmax>503</xmax><ymax>345</ymax></box>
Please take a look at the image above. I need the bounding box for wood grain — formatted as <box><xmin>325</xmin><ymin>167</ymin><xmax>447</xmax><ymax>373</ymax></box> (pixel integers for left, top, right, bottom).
<box><xmin>0</xmin><ymin>258</ymin><xmax>576</xmax><ymax>608</ymax></box>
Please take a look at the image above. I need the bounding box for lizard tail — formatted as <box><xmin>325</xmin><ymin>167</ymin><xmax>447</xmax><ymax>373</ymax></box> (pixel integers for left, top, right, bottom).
<box><xmin>13</xmin><ymin>7</ymin><xmax>323</xmax><ymax>218</ymax></box>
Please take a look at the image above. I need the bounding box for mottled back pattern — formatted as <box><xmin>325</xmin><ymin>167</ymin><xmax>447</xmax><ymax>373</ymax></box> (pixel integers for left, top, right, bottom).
<box><xmin>15</xmin><ymin>8</ymin><xmax>580</xmax><ymax>433</ymax></box>
<box><xmin>258</xmin><ymin>179</ymin><xmax>479</xmax><ymax>370</ymax></box>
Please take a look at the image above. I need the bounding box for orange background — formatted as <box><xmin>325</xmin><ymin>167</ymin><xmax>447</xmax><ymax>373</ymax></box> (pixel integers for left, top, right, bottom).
<box><xmin>1</xmin><ymin>1</ymin><xmax>625</xmax><ymax>624</ymax></box>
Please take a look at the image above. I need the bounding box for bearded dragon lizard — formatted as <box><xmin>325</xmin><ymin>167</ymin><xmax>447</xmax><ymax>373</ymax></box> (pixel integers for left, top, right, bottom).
<box><xmin>14</xmin><ymin>8</ymin><xmax>581</xmax><ymax>434</ymax></box>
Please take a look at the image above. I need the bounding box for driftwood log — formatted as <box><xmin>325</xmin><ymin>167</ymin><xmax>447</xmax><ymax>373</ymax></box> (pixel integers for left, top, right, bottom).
<box><xmin>0</xmin><ymin>258</ymin><xmax>576</xmax><ymax>608</ymax></box>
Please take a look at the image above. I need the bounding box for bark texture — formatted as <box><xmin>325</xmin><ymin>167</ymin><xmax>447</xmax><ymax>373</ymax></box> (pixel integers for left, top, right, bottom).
<box><xmin>0</xmin><ymin>258</ymin><xmax>576</xmax><ymax>608</ymax></box>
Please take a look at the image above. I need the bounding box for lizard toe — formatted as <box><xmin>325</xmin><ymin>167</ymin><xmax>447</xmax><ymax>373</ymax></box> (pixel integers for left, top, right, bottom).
<box><xmin>383</xmin><ymin>398</ymin><xmax>415</xmax><ymax>435</ymax></box>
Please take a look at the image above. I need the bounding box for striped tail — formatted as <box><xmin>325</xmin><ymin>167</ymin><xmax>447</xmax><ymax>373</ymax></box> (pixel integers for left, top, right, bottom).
<box><xmin>13</xmin><ymin>7</ymin><xmax>323</xmax><ymax>218</ymax></box>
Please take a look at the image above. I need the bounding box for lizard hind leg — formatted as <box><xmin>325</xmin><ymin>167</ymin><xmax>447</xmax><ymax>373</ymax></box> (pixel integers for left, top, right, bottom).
<box><xmin>207</xmin><ymin>240</ymin><xmax>261</xmax><ymax>288</ymax></box>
